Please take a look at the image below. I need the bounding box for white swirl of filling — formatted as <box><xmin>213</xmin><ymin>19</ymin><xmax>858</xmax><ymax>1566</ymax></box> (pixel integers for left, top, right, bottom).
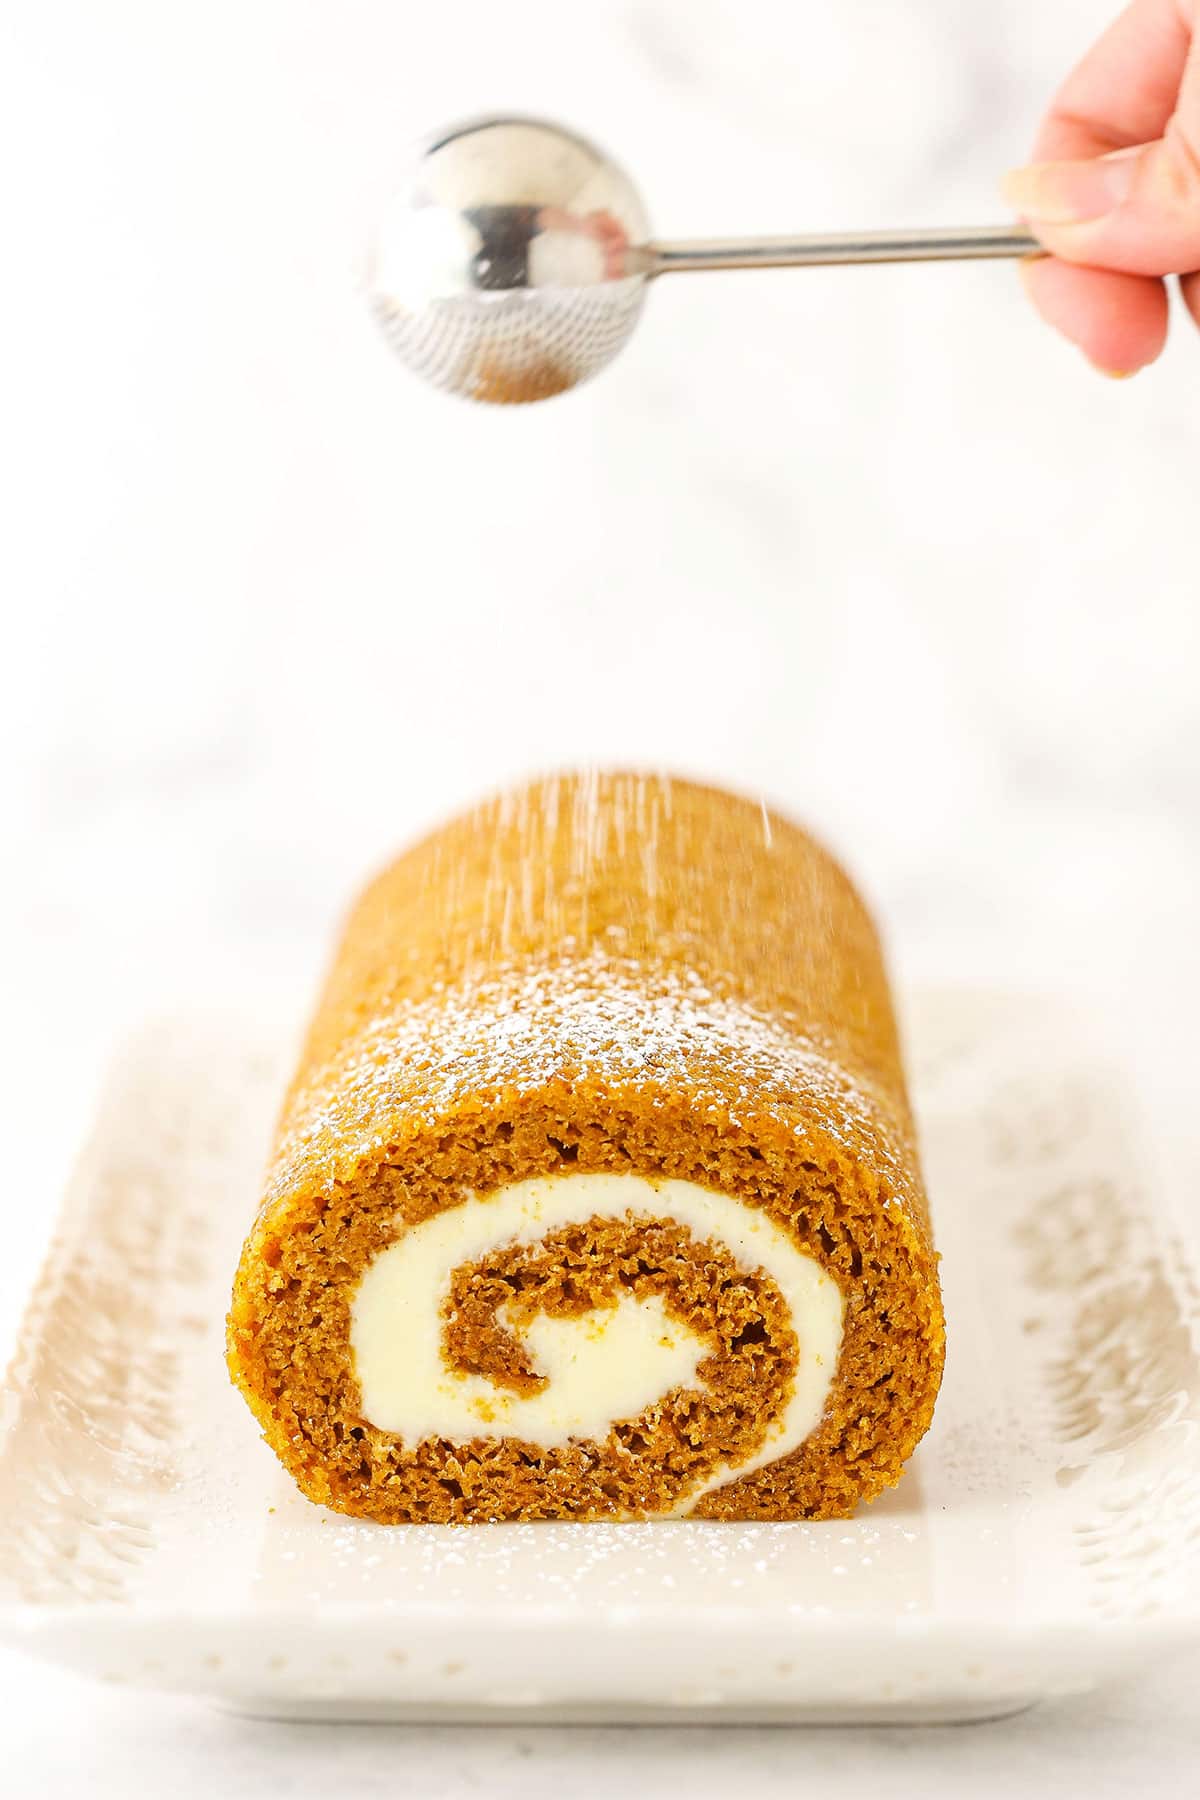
<box><xmin>350</xmin><ymin>1172</ymin><xmax>843</xmax><ymax>1510</ymax></box>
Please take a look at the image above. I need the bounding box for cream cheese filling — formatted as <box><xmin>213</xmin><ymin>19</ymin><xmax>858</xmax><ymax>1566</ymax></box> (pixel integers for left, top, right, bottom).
<box><xmin>350</xmin><ymin>1172</ymin><xmax>843</xmax><ymax>1512</ymax></box>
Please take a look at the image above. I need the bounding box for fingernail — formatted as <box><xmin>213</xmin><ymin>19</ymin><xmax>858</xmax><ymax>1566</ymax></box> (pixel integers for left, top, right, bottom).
<box><xmin>1002</xmin><ymin>147</ymin><xmax>1140</xmax><ymax>224</ymax></box>
<box><xmin>1091</xmin><ymin>364</ymin><xmax>1138</xmax><ymax>380</ymax></box>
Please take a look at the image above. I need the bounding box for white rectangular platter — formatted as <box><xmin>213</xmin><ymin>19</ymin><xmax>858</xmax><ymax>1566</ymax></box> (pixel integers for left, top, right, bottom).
<box><xmin>2</xmin><ymin>989</ymin><xmax>1198</xmax><ymax>1724</ymax></box>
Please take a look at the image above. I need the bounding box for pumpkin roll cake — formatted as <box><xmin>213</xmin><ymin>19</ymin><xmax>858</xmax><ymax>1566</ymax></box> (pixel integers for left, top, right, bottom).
<box><xmin>228</xmin><ymin>773</ymin><xmax>944</xmax><ymax>1521</ymax></box>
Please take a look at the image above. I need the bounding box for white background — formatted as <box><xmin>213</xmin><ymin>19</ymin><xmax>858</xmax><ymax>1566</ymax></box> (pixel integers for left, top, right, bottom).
<box><xmin>2</xmin><ymin>0</ymin><xmax>1198</xmax><ymax>1791</ymax></box>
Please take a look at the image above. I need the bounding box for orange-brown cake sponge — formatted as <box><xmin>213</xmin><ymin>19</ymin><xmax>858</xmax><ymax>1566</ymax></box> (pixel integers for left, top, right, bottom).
<box><xmin>228</xmin><ymin>773</ymin><xmax>944</xmax><ymax>1522</ymax></box>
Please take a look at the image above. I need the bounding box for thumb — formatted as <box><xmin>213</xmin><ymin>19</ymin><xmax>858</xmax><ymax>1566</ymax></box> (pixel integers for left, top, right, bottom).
<box><xmin>1002</xmin><ymin>133</ymin><xmax>1200</xmax><ymax>275</ymax></box>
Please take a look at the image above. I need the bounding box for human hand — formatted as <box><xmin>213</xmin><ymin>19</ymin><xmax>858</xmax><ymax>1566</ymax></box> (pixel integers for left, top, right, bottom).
<box><xmin>1003</xmin><ymin>0</ymin><xmax>1200</xmax><ymax>373</ymax></box>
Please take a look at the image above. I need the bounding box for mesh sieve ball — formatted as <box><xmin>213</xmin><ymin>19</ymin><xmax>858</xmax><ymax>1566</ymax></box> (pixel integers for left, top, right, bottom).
<box><xmin>367</xmin><ymin>116</ymin><xmax>650</xmax><ymax>404</ymax></box>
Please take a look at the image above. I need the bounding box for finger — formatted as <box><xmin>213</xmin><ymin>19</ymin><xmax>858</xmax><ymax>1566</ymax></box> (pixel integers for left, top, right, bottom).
<box><xmin>1020</xmin><ymin>257</ymin><xmax>1170</xmax><ymax>371</ymax></box>
<box><xmin>1004</xmin><ymin>133</ymin><xmax>1200</xmax><ymax>273</ymax></box>
<box><xmin>1033</xmin><ymin>0</ymin><xmax>1193</xmax><ymax>160</ymax></box>
<box><xmin>1182</xmin><ymin>267</ymin><xmax>1200</xmax><ymax>326</ymax></box>
<box><xmin>1004</xmin><ymin>0</ymin><xmax>1200</xmax><ymax>274</ymax></box>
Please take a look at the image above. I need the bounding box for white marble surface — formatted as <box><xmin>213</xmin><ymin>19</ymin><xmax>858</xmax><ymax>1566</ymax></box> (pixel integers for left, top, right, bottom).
<box><xmin>2</xmin><ymin>0</ymin><xmax>1198</xmax><ymax>1791</ymax></box>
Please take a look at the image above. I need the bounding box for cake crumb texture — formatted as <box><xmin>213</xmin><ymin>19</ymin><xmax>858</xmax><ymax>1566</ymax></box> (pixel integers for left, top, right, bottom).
<box><xmin>228</xmin><ymin>771</ymin><xmax>945</xmax><ymax>1521</ymax></box>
